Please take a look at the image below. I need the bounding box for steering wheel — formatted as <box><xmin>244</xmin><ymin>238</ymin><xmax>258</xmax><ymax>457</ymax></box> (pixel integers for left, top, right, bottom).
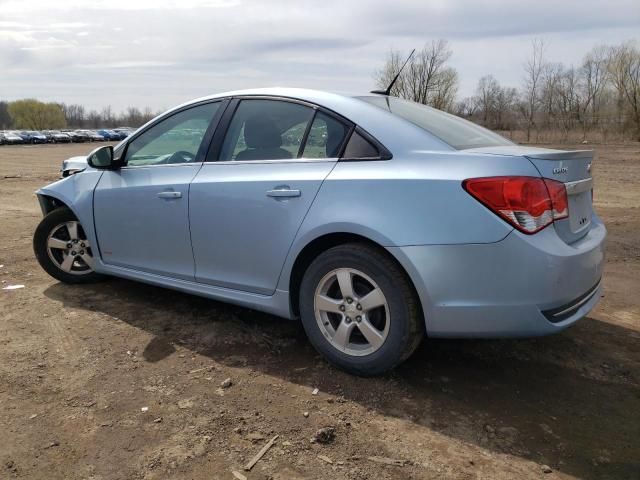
<box><xmin>164</xmin><ymin>150</ymin><xmax>195</xmax><ymax>164</ymax></box>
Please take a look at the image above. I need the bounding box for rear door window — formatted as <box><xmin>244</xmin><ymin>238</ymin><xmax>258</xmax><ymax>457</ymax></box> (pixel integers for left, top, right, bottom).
<box><xmin>301</xmin><ymin>112</ymin><xmax>350</xmax><ymax>158</ymax></box>
<box><xmin>219</xmin><ymin>99</ymin><xmax>315</xmax><ymax>161</ymax></box>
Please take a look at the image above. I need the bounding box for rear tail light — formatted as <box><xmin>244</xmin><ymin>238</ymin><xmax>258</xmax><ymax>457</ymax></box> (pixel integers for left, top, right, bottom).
<box><xmin>463</xmin><ymin>176</ymin><xmax>568</xmax><ymax>234</ymax></box>
<box><xmin>543</xmin><ymin>178</ymin><xmax>569</xmax><ymax>220</ymax></box>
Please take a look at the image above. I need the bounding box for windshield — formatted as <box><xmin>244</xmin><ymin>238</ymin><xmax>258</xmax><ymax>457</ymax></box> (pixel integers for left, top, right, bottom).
<box><xmin>358</xmin><ymin>96</ymin><xmax>513</xmax><ymax>150</ymax></box>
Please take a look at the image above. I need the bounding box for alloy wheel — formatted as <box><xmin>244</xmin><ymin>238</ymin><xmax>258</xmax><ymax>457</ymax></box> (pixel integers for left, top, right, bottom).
<box><xmin>314</xmin><ymin>267</ymin><xmax>389</xmax><ymax>356</ymax></box>
<box><xmin>46</xmin><ymin>221</ymin><xmax>94</xmax><ymax>275</ymax></box>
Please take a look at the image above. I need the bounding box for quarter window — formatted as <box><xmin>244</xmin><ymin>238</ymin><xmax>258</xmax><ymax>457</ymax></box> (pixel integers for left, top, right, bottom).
<box><xmin>219</xmin><ymin>100</ymin><xmax>314</xmax><ymax>161</ymax></box>
<box><xmin>124</xmin><ymin>102</ymin><xmax>220</xmax><ymax>167</ymax></box>
<box><xmin>342</xmin><ymin>131</ymin><xmax>380</xmax><ymax>159</ymax></box>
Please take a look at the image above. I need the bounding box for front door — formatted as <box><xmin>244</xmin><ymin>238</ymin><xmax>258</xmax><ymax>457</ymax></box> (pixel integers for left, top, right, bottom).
<box><xmin>189</xmin><ymin>98</ymin><xmax>350</xmax><ymax>294</ymax></box>
<box><xmin>93</xmin><ymin>101</ymin><xmax>222</xmax><ymax>280</ymax></box>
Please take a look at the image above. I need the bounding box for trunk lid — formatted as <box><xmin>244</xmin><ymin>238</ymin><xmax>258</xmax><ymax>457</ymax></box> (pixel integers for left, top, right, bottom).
<box><xmin>465</xmin><ymin>146</ymin><xmax>594</xmax><ymax>244</ymax></box>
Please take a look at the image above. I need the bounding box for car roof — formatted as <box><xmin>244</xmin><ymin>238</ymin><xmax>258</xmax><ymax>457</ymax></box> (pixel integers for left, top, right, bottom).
<box><xmin>163</xmin><ymin>88</ymin><xmax>453</xmax><ymax>153</ymax></box>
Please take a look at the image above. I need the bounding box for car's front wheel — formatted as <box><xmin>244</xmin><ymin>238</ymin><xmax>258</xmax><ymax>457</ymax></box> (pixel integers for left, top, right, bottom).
<box><xmin>33</xmin><ymin>207</ymin><xmax>104</xmax><ymax>284</ymax></box>
<box><xmin>299</xmin><ymin>243</ymin><xmax>423</xmax><ymax>376</ymax></box>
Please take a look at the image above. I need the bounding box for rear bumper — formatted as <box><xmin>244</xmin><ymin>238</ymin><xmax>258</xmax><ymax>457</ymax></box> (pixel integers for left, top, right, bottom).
<box><xmin>388</xmin><ymin>214</ymin><xmax>606</xmax><ymax>337</ymax></box>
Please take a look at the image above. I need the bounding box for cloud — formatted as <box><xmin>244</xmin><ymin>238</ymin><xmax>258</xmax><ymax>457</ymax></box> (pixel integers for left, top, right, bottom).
<box><xmin>362</xmin><ymin>0</ymin><xmax>640</xmax><ymax>38</ymax></box>
<box><xmin>0</xmin><ymin>0</ymin><xmax>239</xmax><ymax>12</ymax></box>
<box><xmin>0</xmin><ymin>0</ymin><xmax>638</xmax><ymax>110</ymax></box>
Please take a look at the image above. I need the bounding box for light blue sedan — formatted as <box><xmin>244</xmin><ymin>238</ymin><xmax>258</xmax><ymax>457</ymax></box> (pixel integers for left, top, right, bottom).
<box><xmin>33</xmin><ymin>88</ymin><xmax>606</xmax><ymax>375</ymax></box>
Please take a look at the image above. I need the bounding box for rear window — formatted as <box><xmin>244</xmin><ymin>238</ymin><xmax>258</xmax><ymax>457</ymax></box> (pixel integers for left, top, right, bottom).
<box><xmin>357</xmin><ymin>96</ymin><xmax>513</xmax><ymax>150</ymax></box>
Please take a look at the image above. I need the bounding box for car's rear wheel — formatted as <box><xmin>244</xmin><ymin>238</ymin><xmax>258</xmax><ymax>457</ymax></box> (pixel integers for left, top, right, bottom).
<box><xmin>33</xmin><ymin>207</ymin><xmax>104</xmax><ymax>284</ymax></box>
<box><xmin>299</xmin><ymin>243</ymin><xmax>423</xmax><ymax>376</ymax></box>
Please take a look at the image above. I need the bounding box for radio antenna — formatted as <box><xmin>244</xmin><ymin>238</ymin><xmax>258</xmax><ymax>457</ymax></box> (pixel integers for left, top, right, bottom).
<box><xmin>371</xmin><ymin>48</ymin><xmax>415</xmax><ymax>96</ymax></box>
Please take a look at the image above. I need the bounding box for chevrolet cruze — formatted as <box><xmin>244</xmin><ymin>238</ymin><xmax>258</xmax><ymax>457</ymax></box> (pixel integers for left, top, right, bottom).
<box><xmin>33</xmin><ymin>88</ymin><xmax>606</xmax><ymax>375</ymax></box>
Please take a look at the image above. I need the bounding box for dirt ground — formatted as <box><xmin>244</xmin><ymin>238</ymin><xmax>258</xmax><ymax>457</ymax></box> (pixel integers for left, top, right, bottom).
<box><xmin>0</xmin><ymin>142</ymin><xmax>638</xmax><ymax>480</ymax></box>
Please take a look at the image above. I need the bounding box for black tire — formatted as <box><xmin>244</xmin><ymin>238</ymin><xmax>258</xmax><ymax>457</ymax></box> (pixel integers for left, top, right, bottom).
<box><xmin>299</xmin><ymin>243</ymin><xmax>423</xmax><ymax>376</ymax></box>
<box><xmin>33</xmin><ymin>207</ymin><xmax>105</xmax><ymax>284</ymax></box>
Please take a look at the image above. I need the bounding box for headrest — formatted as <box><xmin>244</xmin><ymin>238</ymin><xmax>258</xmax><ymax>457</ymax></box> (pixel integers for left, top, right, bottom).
<box><xmin>244</xmin><ymin>115</ymin><xmax>282</xmax><ymax>148</ymax></box>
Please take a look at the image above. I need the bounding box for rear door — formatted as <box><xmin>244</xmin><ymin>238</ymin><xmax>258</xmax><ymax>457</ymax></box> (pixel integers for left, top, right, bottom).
<box><xmin>189</xmin><ymin>98</ymin><xmax>351</xmax><ymax>294</ymax></box>
<box><xmin>93</xmin><ymin>101</ymin><xmax>224</xmax><ymax>280</ymax></box>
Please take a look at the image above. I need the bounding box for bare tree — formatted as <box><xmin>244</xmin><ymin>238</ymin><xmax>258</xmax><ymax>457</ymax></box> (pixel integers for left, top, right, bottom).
<box><xmin>101</xmin><ymin>106</ymin><xmax>115</xmax><ymax>127</ymax></box>
<box><xmin>87</xmin><ymin>110</ymin><xmax>102</xmax><ymax>129</ymax></box>
<box><xmin>60</xmin><ymin>104</ymin><xmax>87</xmax><ymax>128</ymax></box>
<box><xmin>455</xmin><ymin>97</ymin><xmax>477</xmax><ymax>117</ymax></box>
<box><xmin>430</xmin><ymin>67</ymin><xmax>458</xmax><ymax>111</ymax></box>
<box><xmin>581</xmin><ymin>46</ymin><xmax>609</xmax><ymax>129</ymax></box>
<box><xmin>0</xmin><ymin>101</ymin><xmax>11</xmax><ymax>129</ymax></box>
<box><xmin>608</xmin><ymin>42</ymin><xmax>640</xmax><ymax>139</ymax></box>
<box><xmin>142</xmin><ymin>107</ymin><xmax>155</xmax><ymax>124</ymax></box>
<box><xmin>555</xmin><ymin>67</ymin><xmax>581</xmax><ymax>139</ymax></box>
<box><xmin>520</xmin><ymin>38</ymin><xmax>546</xmax><ymax>141</ymax></box>
<box><xmin>375</xmin><ymin>40</ymin><xmax>458</xmax><ymax>111</ymax></box>
<box><xmin>539</xmin><ymin>62</ymin><xmax>562</xmax><ymax>128</ymax></box>
<box><xmin>125</xmin><ymin>107</ymin><xmax>143</xmax><ymax>126</ymax></box>
<box><xmin>475</xmin><ymin>75</ymin><xmax>501</xmax><ymax>125</ymax></box>
<box><xmin>494</xmin><ymin>86</ymin><xmax>518</xmax><ymax>131</ymax></box>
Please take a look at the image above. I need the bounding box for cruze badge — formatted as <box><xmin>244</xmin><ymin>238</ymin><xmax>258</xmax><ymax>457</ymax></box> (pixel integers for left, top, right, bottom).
<box><xmin>553</xmin><ymin>166</ymin><xmax>568</xmax><ymax>174</ymax></box>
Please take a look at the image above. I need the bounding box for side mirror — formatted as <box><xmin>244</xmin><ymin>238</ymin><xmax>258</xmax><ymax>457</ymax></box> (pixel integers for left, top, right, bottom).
<box><xmin>87</xmin><ymin>145</ymin><xmax>115</xmax><ymax>169</ymax></box>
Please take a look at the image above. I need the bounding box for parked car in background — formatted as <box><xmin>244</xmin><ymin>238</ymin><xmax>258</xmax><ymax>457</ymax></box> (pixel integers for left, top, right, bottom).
<box><xmin>2</xmin><ymin>131</ymin><xmax>25</xmax><ymax>144</ymax></box>
<box><xmin>60</xmin><ymin>130</ymin><xmax>84</xmax><ymax>143</ymax></box>
<box><xmin>47</xmin><ymin>131</ymin><xmax>72</xmax><ymax>143</ymax></box>
<box><xmin>97</xmin><ymin>129</ymin><xmax>120</xmax><ymax>141</ymax></box>
<box><xmin>9</xmin><ymin>129</ymin><xmax>134</xmax><ymax>145</ymax></box>
<box><xmin>75</xmin><ymin>130</ymin><xmax>104</xmax><ymax>142</ymax></box>
<box><xmin>113</xmin><ymin>128</ymin><xmax>133</xmax><ymax>139</ymax></box>
<box><xmin>90</xmin><ymin>130</ymin><xmax>105</xmax><ymax>141</ymax></box>
<box><xmin>73</xmin><ymin>130</ymin><xmax>91</xmax><ymax>142</ymax></box>
<box><xmin>19</xmin><ymin>130</ymin><xmax>48</xmax><ymax>144</ymax></box>
<box><xmin>32</xmin><ymin>88</ymin><xmax>606</xmax><ymax>375</ymax></box>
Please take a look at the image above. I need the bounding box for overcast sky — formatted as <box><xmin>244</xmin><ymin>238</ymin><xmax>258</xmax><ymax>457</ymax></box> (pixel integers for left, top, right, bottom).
<box><xmin>1</xmin><ymin>0</ymin><xmax>639</xmax><ymax>112</ymax></box>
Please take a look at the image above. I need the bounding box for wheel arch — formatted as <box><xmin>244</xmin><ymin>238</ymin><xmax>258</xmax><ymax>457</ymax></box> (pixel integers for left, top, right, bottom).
<box><xmin>34</xmin><ymin>182</ymin><xmax>105</xmax><ymax>275</ymax></box>
<box><xmin>36</xmin><ymin>193</ymin><xmax>73</xmax><ymax>216</ymax></box>
<box><xmin>287</xmin><ymin>232</ymin><xmax>426</xmax><ymax>325</ymax></box>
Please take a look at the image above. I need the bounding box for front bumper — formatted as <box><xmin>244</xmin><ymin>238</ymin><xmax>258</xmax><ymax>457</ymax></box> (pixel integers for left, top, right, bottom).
<box><xmin>389</xmin><ymin>215</ymin><xmax>606</xmax><ymax>338</ymax></box>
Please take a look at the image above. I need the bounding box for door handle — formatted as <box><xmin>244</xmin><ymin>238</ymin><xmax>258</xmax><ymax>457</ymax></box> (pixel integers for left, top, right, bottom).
<box><xmin>266</xmin><ymin>188</ymin><xmax>301</xmax><ymax>198</ymax></box>
<box><xmin>157</xmin><ymin>191</ymin><xmax>182</xmax><ymax>199</ymax></box>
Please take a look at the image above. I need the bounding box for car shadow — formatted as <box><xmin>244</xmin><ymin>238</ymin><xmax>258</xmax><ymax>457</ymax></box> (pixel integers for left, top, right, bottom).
<box><xmin>44</xmin><ymin>278</ymin><xmax>640</xmax><ymax>479</ymax></box>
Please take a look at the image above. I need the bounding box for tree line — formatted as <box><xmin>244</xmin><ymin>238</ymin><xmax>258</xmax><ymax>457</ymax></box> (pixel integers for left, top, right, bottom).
<box><xmin>2</xmin><ymin>38</ymin><xmax>638</xmax><ymax>142</ymax></box>
<box><xmin>0</xmin><ymin>100</ymin><xmax>159</xmax><ymax>131</ymax></box>
<box><xmin>376</xmin><ymin>39</ymin><xmax>640</xmax><ymax>142</ymax></box>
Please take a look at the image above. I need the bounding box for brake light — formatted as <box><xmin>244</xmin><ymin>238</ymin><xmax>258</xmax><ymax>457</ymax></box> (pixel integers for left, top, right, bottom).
<box><xmin>463</xmin><ymin>176</ymin><xmax>568</xmax><ymax>234</ymax></box>
<box><xmin>542</xmin><ymin>178</ymin><xmax>569</xmax><ymax>220</ymax></box>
